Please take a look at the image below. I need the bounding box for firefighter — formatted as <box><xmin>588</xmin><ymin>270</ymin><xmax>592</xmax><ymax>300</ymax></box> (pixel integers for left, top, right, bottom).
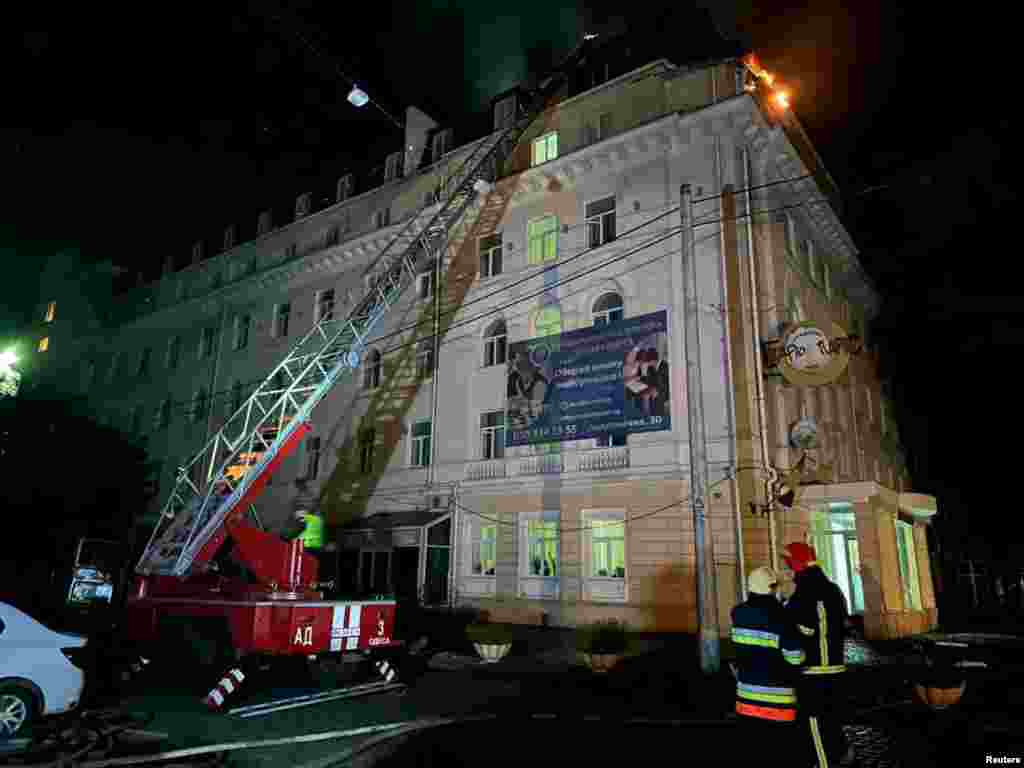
<box><xmin>730</xmin><ymin>566</ymin><xmax>806</xmax><ymax>751</ymax></box>
<box><xmin>782</xmin><ymin>542</ymin><xmax>851</xmax><ymax>767</ymax></box>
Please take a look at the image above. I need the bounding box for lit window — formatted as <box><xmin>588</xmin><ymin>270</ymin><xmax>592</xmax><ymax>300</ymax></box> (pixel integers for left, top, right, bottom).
<box><xmin>480</xmin><ymin>411</ymin><xmax>505</xmax><ymax>459</ymax></box>
<box><xmin>38</xmin><ymin>337</ymin><xmax>49</xmax><ymax>352</ymax></box>
<box><xmin>531</xmin><ymin>132</ymin><xmax>558</xmax><ymax>166</ymax></box>
<box><xmin>585</xmin><ymin>197</ymin><xmax>616</xmax><ymax>248</ymax></box>
<box><xmin>483</xmin><ymin>319</ymin><xmax>507</xmax><ymax>367</ymax></box>
<box><xmin>315</xmin><ymin>289</ymin><xmax>335</xmax><ymax>323</ymax></box>
<box><xmin>526</xmin><ymin>519</ymin><xmax>558</xmax><ymax>577</ymax></box>
<box><xmin>359</xmin><ymin>428</ymin><xmax>376</xmax><ymax>474</ymax></box>
<box><xmin>589</xmin><ymin>514</ymin><xmax>625</xmax><ymax>578</ymax></box>
<box><xmin>592</xmin><ymin>292</ymin><xmax>623</xmax><ymax>327</ymax></box>
<box><xmin>411</xmin><ymin>419</ymin><xmax>432</xmax><ymax>467</ymax></box>
<box><xmin>895</xmin><ymin>520</ymin><xmax>922</xmax><ymax>610</ymax></box>
<box><xmin>416</xmin><ymin>340</ymin><xmax>434</xmax><ymax>378</ymax></box>
<box><xmin>479</xmin><ymin>233</ymin><xmax>503</xmax><ymax>278</ymax></box>
<box><xmin>527</xmin><ymin>215</ymin><xmax>558</xmax><ymax>265</ymax></box>
<box><xmin>470</xmin><ymin>522</ymin><xmax>497</xmax><ymax>575</ymax></box>
<box><xmin>273</xmin><ymin>302</ymin><xmax>291</xmax><ymax>338</ymax></box>
<box><xmin>234</xmin><ymin>314</ymin><xmax>251</xmax><ymax>350</ymax></box>
<box><xmin>363</xmin><ymin>349</ymin><xmax>382</xmax><ymax>390</ymax></box>
<box><xmin>44</xmin><ymin>301</ymin><xmax>56</xmax><ymax>323</ymax></box>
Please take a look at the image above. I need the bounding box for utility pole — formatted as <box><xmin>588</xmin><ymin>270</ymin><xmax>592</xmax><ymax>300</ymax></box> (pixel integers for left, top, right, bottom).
<box><xmin>681</xmin><ymin>184</ymin><xmax>720</xmax><ymax>674</ymax></box>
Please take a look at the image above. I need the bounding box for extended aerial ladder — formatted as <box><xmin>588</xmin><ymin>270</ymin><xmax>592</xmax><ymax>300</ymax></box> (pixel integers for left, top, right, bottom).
<box><xmin>125</xmin><ymin>37</ymin><xmax>596</xmax><ymax>676</ymax></box>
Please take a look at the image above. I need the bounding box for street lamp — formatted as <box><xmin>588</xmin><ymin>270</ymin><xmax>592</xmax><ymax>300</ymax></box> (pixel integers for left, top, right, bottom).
<box><xmin>347</xmin><ymin>85</ymin><xmax>369</xmax><ymax>107</ymax></box>
<box><xmin>0</xmin><ymin>348</ymin><xmax>20</xmax><ymax>398</ymax></box>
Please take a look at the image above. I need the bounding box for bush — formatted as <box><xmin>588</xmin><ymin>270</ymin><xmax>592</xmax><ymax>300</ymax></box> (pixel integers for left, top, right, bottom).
<box><xmin>576</xmin><ymin>619</ymin><xmax>628</xmax><ymax>654</ymax></box>
<box><xmin>465</xmin><ymin>621</ymin><xmax>514</xmax><ymax>645</ymax></box>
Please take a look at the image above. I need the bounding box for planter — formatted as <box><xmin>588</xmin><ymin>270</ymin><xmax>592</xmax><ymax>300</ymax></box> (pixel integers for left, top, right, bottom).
<box><xmin>473</xmin><ymin>642</ymin><xmax>512</xmax><ymax>664</ymax></box>
<box><xmin>580</xmin><ymin>652</ymin><xmax>622</xmax><ymax>674</ymax></box>
<box><xmin>914</xmin><ymin>681</ymin><xmax>966</xmax><ymax>710</ymax></box>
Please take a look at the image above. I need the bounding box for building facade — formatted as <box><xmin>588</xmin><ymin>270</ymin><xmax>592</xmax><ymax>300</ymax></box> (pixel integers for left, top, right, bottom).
<box><xmin>29</xmin><ymin>37</ymin><xmax>937</xmax><ymax>640</ymax></box>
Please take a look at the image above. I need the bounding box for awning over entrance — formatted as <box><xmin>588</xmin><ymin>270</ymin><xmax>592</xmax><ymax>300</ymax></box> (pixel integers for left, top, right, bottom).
<box><xmin>337</xmin><ymin>509</ymin><xmax>449</xmax><ymax>550</ymax></box>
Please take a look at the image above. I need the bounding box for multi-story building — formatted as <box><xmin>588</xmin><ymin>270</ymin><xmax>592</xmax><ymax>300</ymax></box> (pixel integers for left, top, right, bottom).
<box><xmin>28</xmin><ymin>31</ymin><xmax>937</xmax><ymax>640</ymax></box>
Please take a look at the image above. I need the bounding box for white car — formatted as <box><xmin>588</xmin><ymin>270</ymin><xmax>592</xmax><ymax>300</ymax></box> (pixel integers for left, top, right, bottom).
<box><xmin>0</xmin><ymin>602</ymin><xmax>89</xmax><ymax>737</ymax></box>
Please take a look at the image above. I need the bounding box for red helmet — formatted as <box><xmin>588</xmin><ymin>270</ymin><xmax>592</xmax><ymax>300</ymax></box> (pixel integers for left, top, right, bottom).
<box><xmin>782</xmin><ymin>542</ymin><xmax>817</xmax><ymax>573</ymax></box>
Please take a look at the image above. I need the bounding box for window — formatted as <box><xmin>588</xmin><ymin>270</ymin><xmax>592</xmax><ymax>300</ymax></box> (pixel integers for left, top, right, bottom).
<box><xmin>137</xmin><ymin>347</ymin><xmax>151</xmax><ymax>377</ymax></box>
<box><xmin>305</xmin><ymin>436</ymin><xmax>322</xmax><ymax>480</ymax></box>
<box><xmin>531</xmin><ymin>132</ymin><xmax>558</xmax><ymax>166</ymax></box>
<box><xmin>895</xmin><ymin>520</ymin><xmax>922</xmax><ymax>610</ymax></box>
<box><xmin>527</xmin><ymin>215</ymin><xmax>558</xmax><ymax>265</ymax></box>
<box><xmin>316</xmin><ymin>289</ymin><xmax>335</xmax><ymax>323</ymax></box>
<box><xmin>375</xmin><ymin>208</ymin><xmax>391</xmax><ymax>228</ymax></box>
<box><xmin>385</xmin><ymin>151</ymin><xmax>402</xmax><ymax>181</ymax></box>
<box><xmin>234</xmin><ymin>314</ymin><xmax>251</xmax><ymax>350</ymax></box>
<box><xmin>586</xmin><ymin>197</ymin><xmax>616</xmax><ymax>248</ymax></box>
<box><xmin>200</xmin><ymin>327</ymin><xmax>216</xmax><ymax>360</ymax></box>
<box><xmin>192</xmin><ymin>389</ymin><xmax>208</xmax><ymax>423</ymax></box>
<box><xmin>416</xmin><ymin>340</ymin><xmax>434</xmax><ymax>378</ymax></box>
<box><xmin>129</xmin><ymin>406</ymin><xmax>141</xmax><ymax>435</ymax></box>
<box><xmin>534</xmin><ymin>305</ymin><xmax>561</xmax><ymax>338</ymax></box>
<box><xmin>417</xmin><ymin>266</ymin><xmax>435</xmax><ymax>300</ymax></box>
<box><xmin>155</xmin><ymin>399</ymin><xmax>170</xmax><ymax>430</ymax></box>
<box><xmin>483</xmin><ymin>320</ymin><xmax>507</xmax><ymax>367</ymax></box>
<box><xmin>471</xmin><ymin>523</ymin><xmax>497</xmax><ymax>575</ymax></box>
<box><xmin>494</xmin><ymin>95</ymin><xmax>516</xmax><ymax>131</ymax></box>
<box><xmin>167</xmin><ymin>336</ymin><xmax>181</xmax><ymax>369</ymax></box>
<box><xmin>337</xmin><ymin>174</ymin><xmax>354</xmax><ymax>203</ymax></box>
<box><xmin>526</xmin><ymin>519</ymin><xmax>558</xmax><ymax>577</ymax></box>
<box><xmin>479</xmin><ymin>233</ymin><xmax>503</xmax><ymax>278</ymax></box>
<box><xmin>592</xmin><ymin>292</ymin><xmax>623</xmax><ymax>327</ymax></box>
<box><xmin>44</xmin><ymin>301</ymin><xmax>56</xmax><ymax>323</ymax></box>
<box><xmin>595</xmin><ymin>433</ymin><xmax>627</xmax><ymax>448</ymax></box>
<box><xmin>38</xmin><ymin>337</ymin><xmax>49</xmax><ymax>352</ymax></box>
<box><xmin>480</xmin><ymin>411</ymin><xmax>505</xmax><ymax>459</ymax></box>
<box><xmin>230</xmin><ymin>380</ymin><xmax>244</xmax><ymax>415</ymax></box>
<box><xmin>273</xmin><ymin>302</ymin><xmax>291</xmax><ymax>338</ymax></box>
<box><xmin>432</xmin><ymin>129</ymin><xmax>451</xmax><ymax>162</ymax></box>
<box><xmin>108</xmin><ymin>352</ymin><xmax>120</xmax><ymax>383</ymax></box>
<box><xmin>363</xmin><ymin>349</ymin><xmax>382</xmax><ymax>390</ymax></box>
<box><xmin>359</xmin><ymin>428</ymin><xmax>376</xmax><ymax>474</ymax></box>
<box><xmin>589</xmin><ymin>513</ymin><xmax>625</xmax><ymax>578</ymax></box>
<box><xmin>411</xmin><ymin>419</ymin><xmax>431</xmax><ymax>467</ymax></box>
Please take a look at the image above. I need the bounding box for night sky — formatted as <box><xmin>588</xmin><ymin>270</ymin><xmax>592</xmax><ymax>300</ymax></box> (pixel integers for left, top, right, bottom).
<box><xmin>3</xmin><ymin>2</ymin><xmax>1016</xmax><ymax>562</ymax></box>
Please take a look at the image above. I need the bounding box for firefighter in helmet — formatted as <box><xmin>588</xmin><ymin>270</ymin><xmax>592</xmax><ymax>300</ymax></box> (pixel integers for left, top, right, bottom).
<box><xmin>782</xmin><ymin>542</ymin><xmax>851</xmax><ymax>767</ymax></box>
<box><xmin>730</xmin><ymin>566</ymin><xmax>806</xmax><ymax>749</ymax></box>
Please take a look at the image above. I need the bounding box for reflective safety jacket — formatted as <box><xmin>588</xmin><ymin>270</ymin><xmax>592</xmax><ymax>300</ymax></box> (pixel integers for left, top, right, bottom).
<box><xmin>785</xmin><ymin>566</ymin><xmax>848</xmax><ymax>676</ymax></box>
<box><xmin>730</xmin><ymin>594</ymin><xmax>806</xmax><ymax>722</ymax></box>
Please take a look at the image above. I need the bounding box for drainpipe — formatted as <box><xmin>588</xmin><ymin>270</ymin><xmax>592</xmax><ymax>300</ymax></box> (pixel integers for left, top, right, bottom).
<box><xmin>742</xmin><ymin>148</ymin><xmax>778</xmax><ymax>571</ymax></box>
<box><xmin>713</xmin><ymin>132</ymin><xmax>746</xmax><ymax>603</ymax></box>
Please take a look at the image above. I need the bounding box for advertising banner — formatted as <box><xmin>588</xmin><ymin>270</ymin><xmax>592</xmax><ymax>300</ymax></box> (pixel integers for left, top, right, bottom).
<box><xmin>506</xmin><ymin>310</ymin><xmax>670</xmax><ymax>446</ymax></box>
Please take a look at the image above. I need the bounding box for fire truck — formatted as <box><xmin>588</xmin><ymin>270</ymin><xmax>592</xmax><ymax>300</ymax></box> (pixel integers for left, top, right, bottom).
<box><xmin>122</xmin><ymin>36</ymin><xmax>596</xmax><ymax>703</ymax></box>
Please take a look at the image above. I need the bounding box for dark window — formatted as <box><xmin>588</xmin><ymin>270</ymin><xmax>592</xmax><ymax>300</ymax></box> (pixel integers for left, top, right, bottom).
<box><xmin>359</xmin><ymin>429</ymin><xmax>376</xmax><ymax>474</ymax></box>
<box><xmin>363</xmin><ymin>349</ymin><xmax>382</xmax><ymax>390</ymax></box>
<box><xmin>586</xmin><ymin>197</ymin><xmax>616</xmax><ymax>248</ymax></box>
<box><xmin>483</xmin><ymin>320</ymin><xmax>507</xmax><ymax>367</ymax></box>
<box><xmin>479</xmin><ymin>233</ymin><xmax>503</xmax><ymax>278</ymax></box>
<box><xmin>592</xmin><ymin>293</ymin><xmax>624</xmax><ymax>326</ymax></box>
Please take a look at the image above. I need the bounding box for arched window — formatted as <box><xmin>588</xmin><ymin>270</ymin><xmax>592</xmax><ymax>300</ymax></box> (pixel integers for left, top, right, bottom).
<box><xmin>534</xmin><ymin>306</ymin><xmax>561</xmax><ymax>338</ymax></box>
<box><xmin>483</xmin><ymin>320</ymin><xmax>507</xmax><ymax>367</ymax></box>
<box><xmin>363</xmin><ymin>349</ymin><xmax>382</xmax><ymax>389</ymax></box>
<box><xmin>592</xmin><ymin>293</ymin><xmax>623</xmax><ymax>327</ymax></box>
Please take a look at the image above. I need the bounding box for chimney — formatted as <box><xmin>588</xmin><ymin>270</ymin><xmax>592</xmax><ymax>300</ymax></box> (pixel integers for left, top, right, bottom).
<box><xmin>223</xmin><ymin>225</ymin><xmax>236</xmax><ymax>251</ymax></box>
<box><xmin>257</xmin><ymin>210</ymin><xmax>273</xmax><ymax>237</ymax></box>
<box><xmin>295</xmin><ymin>192</ymin><xmax>312</xmax><ymax>220</ymax></box>
<box><xmin>192</xmin><ymin>241</ymin><xmax>204</xmax><ymax>265</ymax></box>
<box><xmin>163</xmin><ymin>253</ymin><xmax>176</xmax><ymax>276</ymax></box>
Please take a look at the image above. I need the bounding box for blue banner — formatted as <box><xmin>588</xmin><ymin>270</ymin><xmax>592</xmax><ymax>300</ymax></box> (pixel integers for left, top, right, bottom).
<box><xmin>506</xmin><ymin>310</ymin><xmax>670</xmax><ymax>446</ymax></box>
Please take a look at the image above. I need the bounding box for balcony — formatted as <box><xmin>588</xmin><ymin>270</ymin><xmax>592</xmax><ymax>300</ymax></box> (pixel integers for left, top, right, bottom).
<box><xmin>517</xmin><ymin>454</ymin><xmax>564</xmax><ymax>476</ymax></box>
<box><xmin>464</xmin><ymin>459</ymin><xmax>508</xmax><ymax>482</ymax></box>
<box><xmin>577</xmin><ymin>446</ymin><xmax>630</xmax><ymax>472</ymax></box>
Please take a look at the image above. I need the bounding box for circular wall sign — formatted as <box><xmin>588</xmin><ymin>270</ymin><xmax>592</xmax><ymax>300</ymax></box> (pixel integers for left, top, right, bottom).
<box><xmin>778</xmin><ymin>321</ymin><xmax>851</xmax><ymax>386</ymax></box>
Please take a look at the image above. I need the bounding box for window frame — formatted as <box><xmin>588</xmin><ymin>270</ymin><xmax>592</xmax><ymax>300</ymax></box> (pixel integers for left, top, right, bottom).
<box><xmin>467</xmin><ymin>518</ymin><xmax>498</xmax><ymax>577</ymax></box>
<box><xmin>531</xmin><ymin>132</ymin><xmax>558</xmax><ymax>167</ymax></box>
<box><xmin>582</xmin><ymin>508</ymin><xmax>627</xmax><ymax>602</ymax></box>
<box><xmin>519</xmin><ymin>510</ymin><xmax>560</xmax><ymax>597</ymax></box>
<box><xmin>527</xmin><ymin>215</ymin><xmax>558</xmax><ymax>266</ymax></box>
<box><xmin>482</xmin><ymin>320</ymin><xmax>507</xmax><ymax>368</ymax></box>
<box><xmin>585</xmin><ymin>196</ymin><xmax>617</xmax><ymax>249</ymax></box>
<box><xmin>480</xmin><ymin>410</ymin><xmax>506</xmax><ymax>460</ymax></box>
<box><xmin>410</xmin><ymin>419</ymin><xmax>432</xmax><ymax>467</ymax></box>
<box><xmin>591</xmin><ymin>292</ymin><xmax>624</xmax><ymax>327</ymax></box>
<box><xmin>273</xmin><ymin>302</ymin><xmax>291</xmax><ymax>338</ymax></box>
<box><xmin>479</xmin><ymin>233</ymin><xmax>503</xmax><ymax>279</ymax></box>
<box><xmin>895</xmin><ymin>519</ymin><xmax>922</xmax><ymax>611</ymax></box>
